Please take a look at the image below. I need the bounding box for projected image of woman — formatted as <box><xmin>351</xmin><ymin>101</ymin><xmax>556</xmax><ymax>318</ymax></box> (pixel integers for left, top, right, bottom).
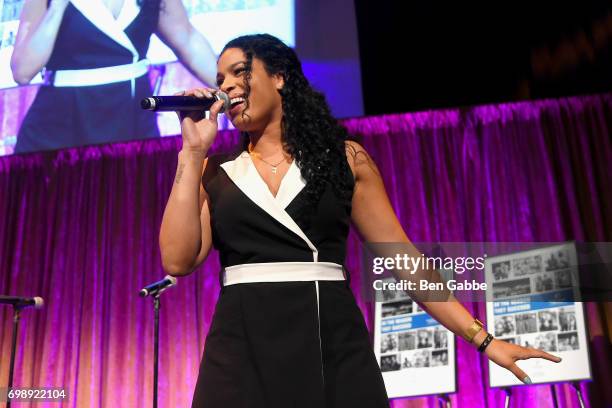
<box><xmin>11</xmin><ymin>0</ymin><xmax>217</xmax><ymax>153</ymax></box>
<box><xmin>159</xmin><ymin>34</ymin><xmax>563</xmax><ymax>407</ymax></box>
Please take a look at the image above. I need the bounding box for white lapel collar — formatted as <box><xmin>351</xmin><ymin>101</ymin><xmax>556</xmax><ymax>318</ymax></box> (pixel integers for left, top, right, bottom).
<box><xmin>70</xmin><ymin>0</ymin><xmax>139</xmax><ymax>58</ymax></box>
<box><xmin>116</xmin><ymin>0</ymin><xmax>140</xmax><ymax>31</ymax></box>
<box><xmin>220</xmin><ymin>151</ymin><xmax>319</xmax><ymax>261</ymax></box>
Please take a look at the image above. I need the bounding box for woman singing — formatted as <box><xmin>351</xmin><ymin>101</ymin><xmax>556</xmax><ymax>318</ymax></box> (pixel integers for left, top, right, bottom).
<box><xmin>159</xmin><ymin>34</ymin><xmax>561</xmax><ymax>407</ymax></box>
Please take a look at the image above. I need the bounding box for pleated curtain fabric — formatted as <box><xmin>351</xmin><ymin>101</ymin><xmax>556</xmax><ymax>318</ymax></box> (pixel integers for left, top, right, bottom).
<box><xmin>0</xmin><ymin>93</ymin><xmax>610</xmax><ymax>407</ymax></box>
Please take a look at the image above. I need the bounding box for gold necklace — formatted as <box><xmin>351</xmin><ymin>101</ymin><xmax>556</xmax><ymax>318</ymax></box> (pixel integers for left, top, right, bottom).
<box><xmin>248</xmin><ymin>146</ymin><xmax>288</xmax><ymax>174</ymax></box>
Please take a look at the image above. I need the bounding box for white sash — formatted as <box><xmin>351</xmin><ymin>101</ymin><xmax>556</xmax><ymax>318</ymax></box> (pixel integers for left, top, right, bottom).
<box><xmin>48</xmin><ymin>59</ymin><xmax>150</xmax><ymax>87</ymax></box>
<box><xmin>223</xmin><ymin>262</ymin><xmax>346</xmax><ymax>286</ymax></box>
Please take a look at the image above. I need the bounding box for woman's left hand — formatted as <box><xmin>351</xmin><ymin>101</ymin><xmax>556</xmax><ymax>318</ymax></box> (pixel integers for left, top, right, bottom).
<box><xmin>484</xmin><ymin>338</ymin><xmax>562</xmax><ymax>384</ymax></box>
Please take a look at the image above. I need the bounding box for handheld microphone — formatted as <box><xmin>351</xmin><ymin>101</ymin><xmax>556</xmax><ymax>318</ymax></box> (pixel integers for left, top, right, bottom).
<box><xmin>139</xmin><ymin>275</ymin><xmax>177</xmax><ymax>297</ymax></box>
<box><xmin>0</xmin><ymin>295</ymin><xmax>44</xmax><ymax>309</ymax></box>
<box><xmin>141</xmin><ymin>92</ymin><xmax>231</xmax><ymax>113</ymax></box>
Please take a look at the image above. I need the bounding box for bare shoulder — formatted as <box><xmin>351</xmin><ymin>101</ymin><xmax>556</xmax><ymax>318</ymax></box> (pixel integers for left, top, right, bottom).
<box><xmin>344</xmin><ymin>139</ymin><xmax>381</xmax><ymax>182</ymax></box>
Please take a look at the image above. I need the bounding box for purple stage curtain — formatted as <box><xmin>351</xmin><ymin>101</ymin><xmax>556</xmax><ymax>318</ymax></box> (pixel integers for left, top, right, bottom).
<box><xmin>0</xmin><ymin>93</ymin><xmax>610</xmax><ymax>407</ymax></box>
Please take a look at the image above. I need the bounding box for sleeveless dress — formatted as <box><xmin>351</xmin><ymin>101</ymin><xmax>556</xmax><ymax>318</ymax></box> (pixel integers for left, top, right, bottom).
<box><xmin>14</xmin><ymin>0</ymin><xmax>160</xmax><ymax>154</ymax></box>
<box><xmin>191</xmin><ymin>150</ymin><xmax>390</xmax><ymax>408</ymax></box>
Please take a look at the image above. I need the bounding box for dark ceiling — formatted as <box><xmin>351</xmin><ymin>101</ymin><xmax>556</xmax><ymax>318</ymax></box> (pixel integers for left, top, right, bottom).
<box><xmin>355</xmin><ymin>1</ymin><xmax>611</xmax><ymax>115</ymax></box>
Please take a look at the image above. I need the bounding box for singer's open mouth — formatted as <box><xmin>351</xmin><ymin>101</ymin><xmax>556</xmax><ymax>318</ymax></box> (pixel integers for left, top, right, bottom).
<box><xmin>229</xmin><ymin>98</ymin><xmax>246</xmax><ymax>115</ymax></box>
<box><xmin>230</xmin><ymin>96</ymin><xmax>246</xmax><ymax>106</ymax></box>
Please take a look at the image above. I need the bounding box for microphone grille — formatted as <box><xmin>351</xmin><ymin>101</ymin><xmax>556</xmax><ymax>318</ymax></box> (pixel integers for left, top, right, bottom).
<box><xmin>33</xmin><ymin>296</ymin><xmax>44</xmax><ymax>308</ymax></box>
<box><xmin>216</xmin><ymin>91</ymin><xmax>230</xmax><ymax>113</ymax></box>
<box><xmin>140</xmin><ymin>97</ymin><xmax>156</xmax><ymax>110</ymax></box>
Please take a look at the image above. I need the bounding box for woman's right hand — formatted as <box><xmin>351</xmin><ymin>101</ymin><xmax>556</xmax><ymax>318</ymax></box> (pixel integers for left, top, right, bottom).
<box><xmin>175</xmin><ymin>87</ymin><xmax>226</xmax><ymax>153</ymax></box>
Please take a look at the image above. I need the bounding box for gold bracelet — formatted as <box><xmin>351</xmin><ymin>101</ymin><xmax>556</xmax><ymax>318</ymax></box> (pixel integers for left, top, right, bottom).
<box><xmin>465</xmin><ymin>319</ymin><xmax>484</xmax><ymax>343</ymax></box>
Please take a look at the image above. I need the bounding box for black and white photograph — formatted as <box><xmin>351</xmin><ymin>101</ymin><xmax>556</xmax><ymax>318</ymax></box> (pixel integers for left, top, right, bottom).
<box><xmin>520</xmin><ymin>333</ymin><xmax>539</xmax><ymax>349</ymax></box>
<box><xmin>494</xmin><ymin>316</ymin><xmax>516</xmax><ymax>337</ymax></box>
<box><xmin>535</xmin><ymin>332</ymin><xmax>558</xmax><ymax>352</ymax></box>
<box><xmin>511</xmin><ymin>255</ymin><xmax>542</xmax><ymax>277</ymax></box>
<box><xmin>431</xmin><ymin>349</ymin><xmax>449</xmax><ymax>367</ymax></box>
<box><xmin>559</xmin><ymin>309</ymin><xmax>577</xmax><ymax>332</ymax></box>
<box><xmin>545</xmin><ymin>249</ymin><xmax>570</xmax><ymax>271</ymax></box>
<box><xmin>492</xmin><ymin>278</ymin><xmax>531</xmax><ymax>299</ymax></box>
<box><xmin>433</xmin><ymin>327</ymin><xmax>449</xmax><ymax>349</ymax></box>
<box><xmin>398</xmin><ymin>331</ymin><xmax>416</xmax><ymax>351</ymax></box>
<box><xmin>557</xmin><ymin>332</ymin><xmax>579</xmax><ymax>351</ymax></box>
<box><xmin>400</xmin><ymin>353</ymin><xmax>413</xmax><ymax>369</ymax></box>
<box><xmin>538</xmin><ymin>310</ymin><xmax>559</xmax><ymax>332</ymax></box>
<box><xmin>382</xmin><ymin>300</ymin><xmax>413</xmax><ymax>318</ymax></box>
<box><xmin>381</xmin><ymin>354</ymin><xmax>401</xmax><ymax>372</ymax></box>
<box><xmin>535</xmin><ymin>272</ymin><xmax>554</xmax><ymax>292</ymax></box>
<box><xmin>492</xmin><ymin>261</ymin><xmax>511</xmax><ymax>281</ymax></box>
<box><xmin>515</xmin><ymin>312</ymin><xmax>538</xmax><ymax>334</ymax></box>
<box><xmin>417</xmin><ymin>329</ymin><xmax>433</xmax><ymax>348</ymax></box>
<box><xmin>401</xmin><ymin>350</ymin><xmax>431</xmax><ymax>368</ymax></box>
<box><xmin>498</xmin><ymin>337</ymin><xmax>518</xmax><ymax>345</ymax></box>
<box><xmin>381</xmin><ymin>288</ymin><xmax>398</xmax><ymax>302</ymax></box>
<box><xmin>380</xmin><ymin>282</ymin><xmax>410</xmax><ymax>302</ymax></box>
<box><xmin>381</xmin><ymin>333</ymin><xmax>399</xmax><ymax>353</ymax></box>
<box><xmin>554</xmin><ymin>269</ymin><xmax>573</xmax><ymax>289</ymax></box>
<box><xmin>413</xmin><ymin>350</ymin><xmax>431</xmax><ymax>368</ymax></box>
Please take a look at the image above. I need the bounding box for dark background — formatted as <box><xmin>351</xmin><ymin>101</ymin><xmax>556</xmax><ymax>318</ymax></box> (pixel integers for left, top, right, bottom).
<box><xmin>354</xmin><ymin>1</ymin><xmax>612</xmax><ymax>115</ymax></box>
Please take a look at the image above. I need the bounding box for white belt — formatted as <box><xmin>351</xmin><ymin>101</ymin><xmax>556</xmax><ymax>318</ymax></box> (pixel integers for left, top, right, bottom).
<box><xmin>44</xmin><ymin>59</ymin><xmax>150</xmax><ymax>97</ymax></box>
<box><xmin>46</xmin><ymin>59</ymin><xmax>149</xmax><ymax>86</ymax></box>
<box><xmin>222</xmin><ymin>262</ymin><xmax>346</xmax><ymax>286</ymax></box>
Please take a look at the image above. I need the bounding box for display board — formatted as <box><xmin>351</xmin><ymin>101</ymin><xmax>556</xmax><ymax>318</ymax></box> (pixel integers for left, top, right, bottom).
<box><xmin>485</xmin><ymin>242</ymin><xmax>592</xmax><ymax>387</ymax></box>
<box><xmin>373</xmin><ymin>277</ymin><xmax>456</xmax><ymax>398</ymax></box>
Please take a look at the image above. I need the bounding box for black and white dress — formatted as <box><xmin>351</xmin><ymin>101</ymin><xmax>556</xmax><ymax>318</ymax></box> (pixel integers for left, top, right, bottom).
<box><xmin>191</xmin><ymin>149</ymin><xmax>390</xmax><ymax>408</ymax></box>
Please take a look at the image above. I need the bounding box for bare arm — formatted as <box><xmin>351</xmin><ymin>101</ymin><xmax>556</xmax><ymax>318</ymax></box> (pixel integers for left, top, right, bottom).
<box><xmin>156</xmin><ymin>0</ymin><xmax>217</xmax><ymax>87</ymax></box>
<box><xmin>159</xmin><ymin>87</ymin><xmax>225</xmax><ymax>276</ymax></box>
<box><xmin>346</xmin><ymin>140</ymin><xmax>561</xmax><ymax>383</ymax></box>
<box><xmin>10</xmin><ymin>0</ymin><xmax>69</xmax><ymax>84</ymax></box>
<box><xmin>159</xmin><ymin>151</ymin><xmax>213</xmax><ymax>276</ymax></box>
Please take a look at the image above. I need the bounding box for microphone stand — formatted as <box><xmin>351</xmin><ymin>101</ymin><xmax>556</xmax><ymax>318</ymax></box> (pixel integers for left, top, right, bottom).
<box><xmin>153</xmin><ymin>294</ymin><xmax>161</xmax><ymax>408</ymax></box>
<box><xmin>6</xmin><ymin>306</ymin><xmax>22</xmax><ymax>408</ymax></box>
<box><xmin>0</xmin><ymin>296</ymin><xmax>43</xmax><ymax>408</ymax></box>
<box><xmin>140</xmin><ymin>277</ymin><xmax>176</xmax><ymax>408</ymax></box>
<box><xmin>2</xmin><ymin>302</ymin><xmax>38</xmax><ymax>408</ymax></box>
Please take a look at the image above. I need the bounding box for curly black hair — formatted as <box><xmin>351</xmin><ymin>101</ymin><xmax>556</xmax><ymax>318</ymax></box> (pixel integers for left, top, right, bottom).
<box><xmin>220</xmin><ymin>34</ymin><xmax>357</xmax><ymax>206</ymax></box>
